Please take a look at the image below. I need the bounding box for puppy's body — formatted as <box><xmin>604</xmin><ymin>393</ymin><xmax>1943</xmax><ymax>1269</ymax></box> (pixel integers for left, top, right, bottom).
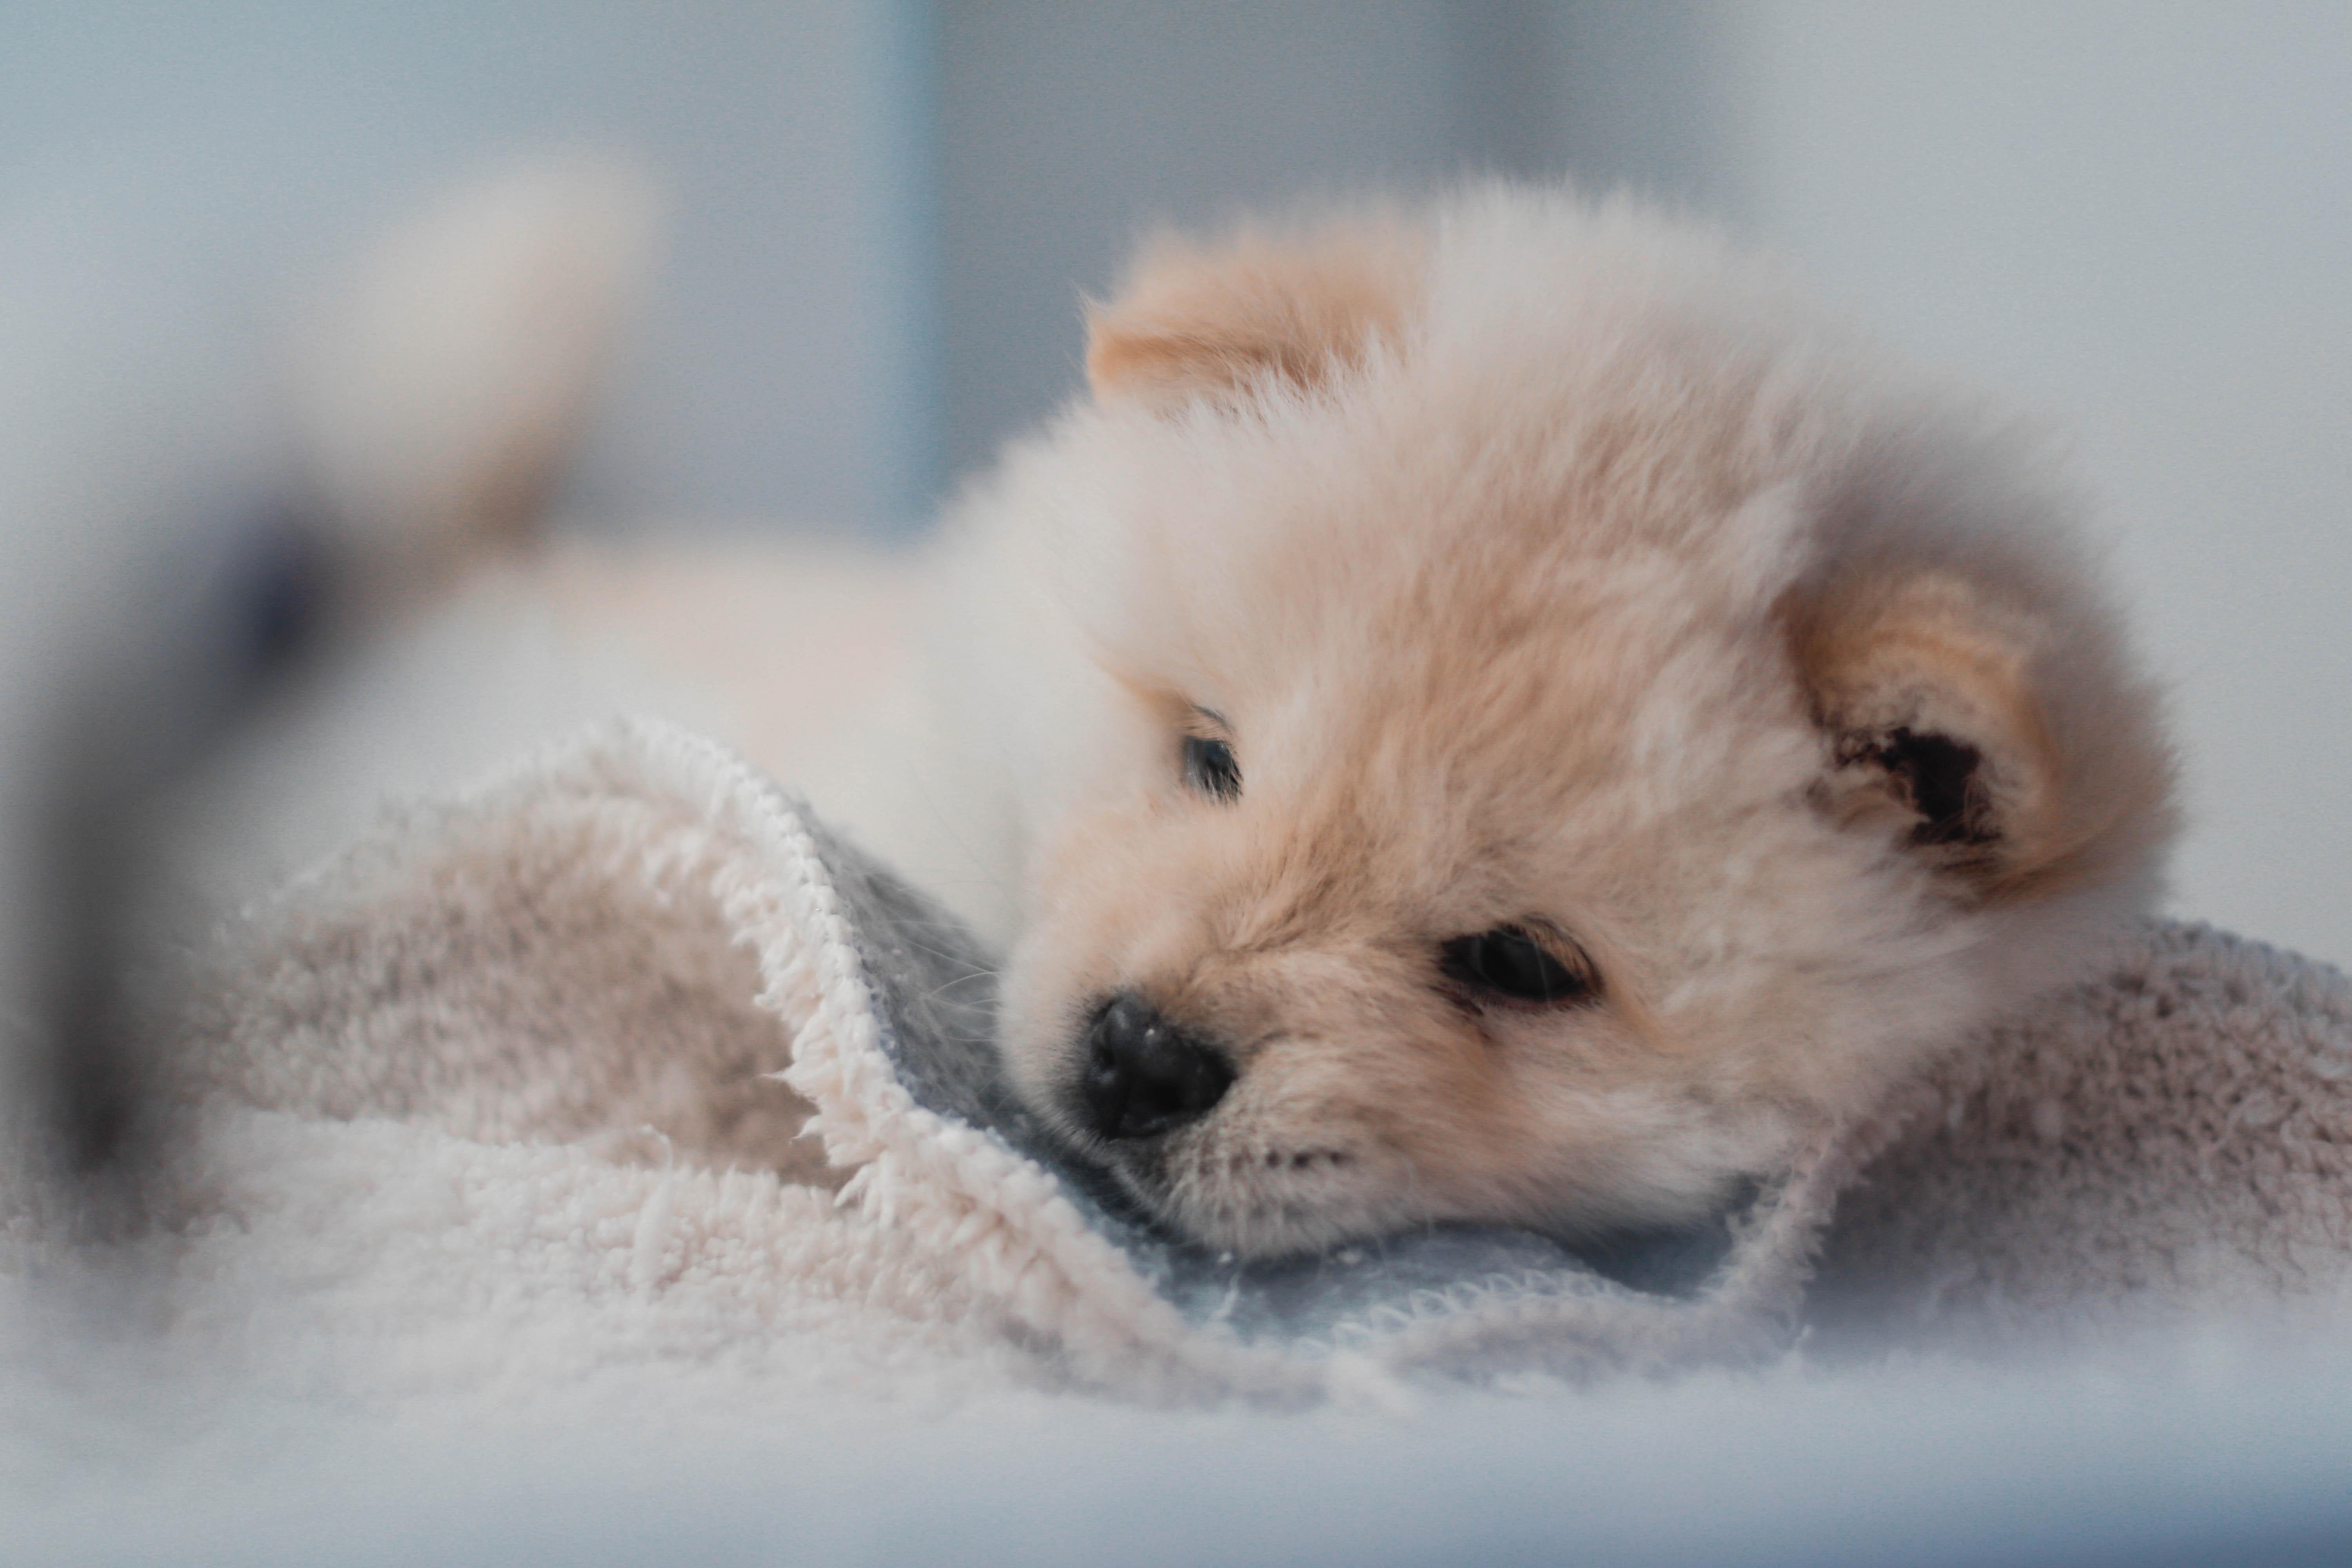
<box><xmin>907</xmin><ymin>188</ymin><xmax>2172</xmax><ymax>1257</ymax></box>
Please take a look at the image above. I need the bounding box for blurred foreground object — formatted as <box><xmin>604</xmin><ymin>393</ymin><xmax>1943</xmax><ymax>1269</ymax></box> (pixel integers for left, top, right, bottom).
<box><xmin>0</xmin><ymin>153</ymin><xmax>655</xmax><ymax>1230</ymax></box>
<box><xmin>296</xmin><ymin>155</ymin><xmax>658</xmax><ymax>606</ymax></box>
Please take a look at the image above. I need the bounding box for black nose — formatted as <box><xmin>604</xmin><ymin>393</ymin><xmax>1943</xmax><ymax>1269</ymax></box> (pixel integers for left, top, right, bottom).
<box><xmin>1078</xmin><ymin>993</ymin><xmax>1235</xmax><ymax>1141</ymax></box>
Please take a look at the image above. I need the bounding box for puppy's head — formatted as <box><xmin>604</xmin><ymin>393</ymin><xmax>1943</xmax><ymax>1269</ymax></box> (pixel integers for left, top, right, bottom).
<box><xmin>976</xmin><ymin>191</ymin><xmax>2173</xmax><ymax>1258</ymax></box>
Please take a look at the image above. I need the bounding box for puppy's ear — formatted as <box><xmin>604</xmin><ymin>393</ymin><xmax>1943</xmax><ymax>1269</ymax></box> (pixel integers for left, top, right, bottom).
<box><xmin>1789</xmin><ymin>570</ymin><xmax>2167</xmax><ymax>902</ymax></box>
<box><xmin>1085</xmin><ymin>216</ymin><xmax>1423</xmax><ymax>408</ymax></box>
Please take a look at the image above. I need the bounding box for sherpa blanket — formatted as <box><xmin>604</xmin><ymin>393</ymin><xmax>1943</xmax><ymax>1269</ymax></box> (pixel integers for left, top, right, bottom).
<box><xmin>14</xmin><ymin>715</ymin><xmax>2352</xmax><ymax>1564</ymax></box>
<box><xmin>30</xmin><ymin>715</ymin><xmax>2327</xmax><ymax>1410</ymax></box>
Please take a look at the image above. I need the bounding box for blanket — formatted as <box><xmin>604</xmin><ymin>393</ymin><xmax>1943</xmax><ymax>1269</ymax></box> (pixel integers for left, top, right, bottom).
<box><xmin>12</xmin><ymin>715</ymin><xmax>2352</xmax><ymax>1564</ymax></box>
<box><xmin>67</xmin><ymin>716</ymin><xmax>2346</xmax><ymax>1408</ymax></box>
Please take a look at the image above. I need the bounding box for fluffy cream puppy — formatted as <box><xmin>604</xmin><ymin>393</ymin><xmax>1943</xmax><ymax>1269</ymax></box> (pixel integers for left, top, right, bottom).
<box><xmin>915</xmin><ymin>186</ymin><xmax>2174</xmax><ymax>1258</ymax></box>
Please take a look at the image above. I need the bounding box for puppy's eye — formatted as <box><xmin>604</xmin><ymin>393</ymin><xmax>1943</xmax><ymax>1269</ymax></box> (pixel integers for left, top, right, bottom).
<box><xmin>1181</xmin><ymin>733</ymin><xmax>1241</xmax><ymax>802</ymax></box>
<box><xmin>1439</xmin><ymin>926</ymin><xmax>1597</xmax><ymax>1006</ymax></box>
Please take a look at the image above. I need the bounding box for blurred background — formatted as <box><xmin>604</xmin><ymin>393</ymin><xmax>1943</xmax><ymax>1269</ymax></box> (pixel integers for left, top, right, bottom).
<box><xmin>4</xmin><ymin>1</ymin><xmax>2348</xmax><ymax>964</ymax></box>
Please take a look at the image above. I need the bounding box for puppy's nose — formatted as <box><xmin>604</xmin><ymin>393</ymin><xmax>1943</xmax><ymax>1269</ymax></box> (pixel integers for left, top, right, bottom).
<box><xmin>1079</xmin><ymin>993</ymin><xmax>1234</xmax><ymax>1140</ymax></box>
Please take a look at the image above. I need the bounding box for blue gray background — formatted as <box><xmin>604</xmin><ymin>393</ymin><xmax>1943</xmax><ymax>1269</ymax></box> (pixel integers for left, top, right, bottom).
<box><xmin>7</xmin><ymin>2</ymin><xmax>2348</xmax><ymax>967</ymax></box>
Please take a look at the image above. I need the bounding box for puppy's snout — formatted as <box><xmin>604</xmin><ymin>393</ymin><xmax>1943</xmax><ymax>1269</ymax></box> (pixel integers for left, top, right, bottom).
<box><xmin>1079</xmin><ymin>992</ymin><xmax>1234</xmax><ymax>1141</ymax></box>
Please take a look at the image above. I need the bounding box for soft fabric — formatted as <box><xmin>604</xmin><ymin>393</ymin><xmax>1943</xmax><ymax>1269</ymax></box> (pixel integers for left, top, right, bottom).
<box><xmin>39</xmin><ymin>715</ymin><xmax>2342</xmax><ymax>1410</ymax></box>
<box><xmin>162</xmin><ymin>719</ymin><xmax>1832</xmax><ymax>1402</ymax></box>
<box><xmin>1811</xmin><ymin>920</ymin><xmax>2352</xmax><ymax>1349</ymax></box>
<box><xmin>11</xmin><ymin>715</ymin><xmax>2352</xmax><ymax>1563</ymax></box>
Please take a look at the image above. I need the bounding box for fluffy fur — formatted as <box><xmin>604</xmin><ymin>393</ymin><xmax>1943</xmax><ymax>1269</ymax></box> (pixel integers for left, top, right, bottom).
<box><xmin>916</xmin><ymin>186</ymin><xmax>2174</xmax><ymax>1258</ymax></box>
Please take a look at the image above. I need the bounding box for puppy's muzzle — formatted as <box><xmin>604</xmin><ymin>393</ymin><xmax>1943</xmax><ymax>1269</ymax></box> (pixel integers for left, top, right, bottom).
<box><xmin>1078</xmin><ymin>993</ymin><xmax>1234</xmax><ymax>1140</ymax></box>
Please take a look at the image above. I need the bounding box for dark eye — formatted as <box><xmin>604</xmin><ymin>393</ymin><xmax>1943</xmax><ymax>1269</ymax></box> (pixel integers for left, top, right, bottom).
<box><xmin>1182</xmin><ymin>732</ymin><xmax>1241</xmax><ymax>802</ymax></box>
<box><xmin>1439</xmin><ymin>926</ymin><xmax>1597</xmax><ymax>1005</ymax></box>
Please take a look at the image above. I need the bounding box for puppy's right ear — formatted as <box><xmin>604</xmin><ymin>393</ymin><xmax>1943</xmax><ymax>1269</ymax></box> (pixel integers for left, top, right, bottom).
<box><xmin>1085</xmin><ymin>216</ymin><xmax>1423</xmax><ymax>409</ymax></box>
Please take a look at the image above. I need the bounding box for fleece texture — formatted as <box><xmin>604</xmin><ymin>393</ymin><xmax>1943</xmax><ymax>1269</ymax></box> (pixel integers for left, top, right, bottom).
<box><xmin>162</xmin><ymin>719</ymin><xmax>1837</xmax><ymax>1402</ymax></box>
<box><xmin>10</xmin><ymin>716</ymin><xmax>2352</xmax><ymax>1565</ymax></box>
<box><xmin>7</xmin><ymin>716</ymin><xmax>2329</xmax><ymax>1413</ymax></box>
<box><xmin>1811</xmin><ymin>921</ymin><xmax>2352</xmax><ymax>1349</ymax></box>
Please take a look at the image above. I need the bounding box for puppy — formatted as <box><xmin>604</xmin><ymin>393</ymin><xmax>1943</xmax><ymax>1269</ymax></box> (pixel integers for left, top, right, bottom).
<box><xmin>915</xmin><ymin>186</ymin><xmax>2174</xmax><ymax>1259</ymax></box>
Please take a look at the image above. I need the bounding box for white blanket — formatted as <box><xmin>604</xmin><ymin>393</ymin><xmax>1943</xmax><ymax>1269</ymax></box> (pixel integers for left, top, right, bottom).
<box><xmin>10</xmin><ymin>716</ymin><xmax>2352</xmax><ymax>1563</ymax></box>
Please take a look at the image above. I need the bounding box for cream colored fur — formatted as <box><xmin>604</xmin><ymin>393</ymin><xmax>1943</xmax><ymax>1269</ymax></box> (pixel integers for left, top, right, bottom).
<box><xmin>534</xmin><ymin>186</ymin><xmax>2173</xmax><ymax>1260</ymax></box>
<box><xmin>902</xmin><ymin>186</ymin><xmax>2175</xmax><ymax>1256</ymax></box>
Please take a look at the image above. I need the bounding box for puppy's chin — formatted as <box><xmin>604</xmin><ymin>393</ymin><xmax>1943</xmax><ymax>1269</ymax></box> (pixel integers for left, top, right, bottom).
<box><xmin>1074</xmin><ymin>1103</ymin><xmax>1775</xmax><ymax>1261</ymax></box>
<box><xmin>1083</xmin><ymin>1131</ymin><xmax>1408</xmax><ymax>1259</ymax></box>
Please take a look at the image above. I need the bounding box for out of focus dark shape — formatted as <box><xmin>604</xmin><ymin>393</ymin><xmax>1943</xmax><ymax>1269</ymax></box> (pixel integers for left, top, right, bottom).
<box><xmin>28</xmin><ymin>501</ymin><xmax>333</xmax><ymax>1225</ymax></box>
<box><xmin>2</xmin><ymin>154</ymin><xmax>655</xmax><ymax>1235</ymax></box>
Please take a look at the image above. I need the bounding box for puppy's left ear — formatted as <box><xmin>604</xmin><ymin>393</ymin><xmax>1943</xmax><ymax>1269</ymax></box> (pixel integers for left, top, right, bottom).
<box><xmin>1085</xmin><ymin>215</ymin><xmax>1423</xmax><ymax>409</ymax></box>
<box><xmin>1789</xmin><ymin>570</ymin><xmax>2170</xmax><ymax>902</ymax></box>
